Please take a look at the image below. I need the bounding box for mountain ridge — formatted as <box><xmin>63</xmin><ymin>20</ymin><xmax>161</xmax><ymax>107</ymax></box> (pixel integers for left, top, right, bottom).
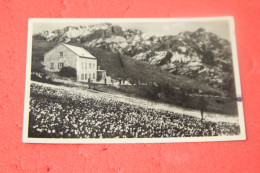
<box><xmin>33</xmin><ymin>23</ymin><xmax>235</xmax><ymax>93</ymax></box>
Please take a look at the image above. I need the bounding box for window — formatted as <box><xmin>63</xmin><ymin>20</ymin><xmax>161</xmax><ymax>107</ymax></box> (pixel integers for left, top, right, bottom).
<box><xmin>58</xmin><ymin>63</ymin><xmax>64</xmax><ymax>69</ymax></box>
<box><xmin>51</xmin><ymin>63</ymin><xmax>54</xmax><ymax>69</ymax></box>
<box><xmin>89</xmin><ymin>63</ymin><xmax>91</xmax><ymax>69</ymax></box>
<box><xmin>93</xmin><ymin>63</ymin><xmax>95</xmax><ymax>69</ymax></box>
<box><xmin>89</xmin><ymin>73</ymin><xmax>91</xmax><ymax>79</ymax></box>
<box><xmin>82</xmin><ymin>62</ymin><xmax>84</xmax><ymax>69</ymax></box>
<box><xmin>85</xmin><ymin>63</ymin><xmax>87</xmax><ymax>69</ymax></box>
<box><xmin>60</xmin><ymin>52</ymin><xmax>63</xmax><ymax>57</ymax></box>
<box><xmin>81</xmin><ymin>74</ymin><xmax>84</xmax><ymax>80</ymax></box>
<box><xmin>85</xmin><ymin>73</ymin><xmax>88</xmax><ymax>80</ymax></box>
<box><xmin>93</xmin><ymin>73</ymin><xmax>95</xmax><ymax>79</ymax></box>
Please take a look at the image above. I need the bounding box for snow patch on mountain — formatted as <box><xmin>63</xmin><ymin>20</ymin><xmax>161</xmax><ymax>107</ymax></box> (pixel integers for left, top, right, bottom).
<box><xmin>104</xmin><ymin>36</ymin><xmax>126</xmax><ymax>44</ymax></box>
<box><xmin>64</xmin><ymin>27</ymin><xmax>91</xmax><ymax>38</ymax></box>
<box><xmin>149</xmin><ymin>51</ymin><xmax>168</xmax><ymax>64</ymax></box>
<box><xmin>170</xmin><ymin>52</ymin><xmax>188</xmax><ymax>63</ymax></box>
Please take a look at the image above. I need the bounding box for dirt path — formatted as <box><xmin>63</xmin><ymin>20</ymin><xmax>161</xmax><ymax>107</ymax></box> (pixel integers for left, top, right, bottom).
<box><xmin>31</xmin><ymin>81</ymin><xmax>239</xmax><ymax>123</ymax></box>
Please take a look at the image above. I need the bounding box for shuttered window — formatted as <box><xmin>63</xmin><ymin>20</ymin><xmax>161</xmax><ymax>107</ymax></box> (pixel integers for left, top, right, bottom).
<box><xmin>58</xmin><ymin>63</ymin><xmax>64</xmax><ymax>69</ymax></box>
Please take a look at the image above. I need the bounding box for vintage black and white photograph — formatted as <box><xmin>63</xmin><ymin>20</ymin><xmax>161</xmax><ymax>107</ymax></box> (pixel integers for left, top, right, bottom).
<box><xmin>23</xmin><ymin>17</ymin><xmax>245</xmax><ymax>143</ymax></box>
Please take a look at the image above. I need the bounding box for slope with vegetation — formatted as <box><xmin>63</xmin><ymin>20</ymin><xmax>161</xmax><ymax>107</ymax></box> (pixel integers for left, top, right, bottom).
<box><xmin>31</xmin><ymin>38</ymin><xmax>238</xmax><ymax>115</ymax></box>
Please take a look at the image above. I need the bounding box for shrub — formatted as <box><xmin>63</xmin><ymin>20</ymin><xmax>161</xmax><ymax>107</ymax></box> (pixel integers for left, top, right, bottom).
<box><xmin>59</xmin><ymin>67</ymin><xmax>77</xmax><ymax>78</ymax></box>
<box><xmin>31</xmin><ymin>72</ymin><xmax>56</xmax><ymax>84</ymax></box>
<box><xmin>31</xmin><ymin>61</ymin><xmax>44</xmax><ymax>73</ymax></box>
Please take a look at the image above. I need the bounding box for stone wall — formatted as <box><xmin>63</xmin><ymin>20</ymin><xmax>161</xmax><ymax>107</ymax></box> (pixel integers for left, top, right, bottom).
<box><xmin>43</xmin><ymin>44</ymin><xmax>77</xmax><ymax>72</ymax></box>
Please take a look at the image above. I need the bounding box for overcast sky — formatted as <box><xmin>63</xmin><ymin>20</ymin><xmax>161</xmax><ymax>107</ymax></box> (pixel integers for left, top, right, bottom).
<box><xmin>33</xmin><ymin>20</ymin><xmax>231</xmax><ymax>41</ymax></box>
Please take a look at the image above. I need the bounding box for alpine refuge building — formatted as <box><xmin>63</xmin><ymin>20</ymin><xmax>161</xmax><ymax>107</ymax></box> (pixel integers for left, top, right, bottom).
<box><xmin>43</xmin><ymin>43</ymin><xmax>97</xmax><ymax>82</ymax></box>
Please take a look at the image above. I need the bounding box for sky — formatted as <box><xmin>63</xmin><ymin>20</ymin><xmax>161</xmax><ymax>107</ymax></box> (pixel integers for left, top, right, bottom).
<box><xmin>32</xmin><ymin>19</ymin><xmax>231</xmax><ymax>41</ymax></box>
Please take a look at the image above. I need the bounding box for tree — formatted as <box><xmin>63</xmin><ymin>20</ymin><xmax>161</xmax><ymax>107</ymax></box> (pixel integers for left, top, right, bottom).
<box><xmin>198</xmin><ymin>96</ymin><xmax>206</xmax><ymax>123</ymax></box>
<box><xmin>59</xmin><ymin>67</ymin><xmax>77</xmax><ymax>78</ymax></box>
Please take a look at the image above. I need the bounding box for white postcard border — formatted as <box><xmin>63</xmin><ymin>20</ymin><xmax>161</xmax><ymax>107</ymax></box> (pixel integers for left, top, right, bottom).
<box><xmin>23</xmin><ymin>17</ymin><xmax>246</xmax><ymax>144</ymax></box>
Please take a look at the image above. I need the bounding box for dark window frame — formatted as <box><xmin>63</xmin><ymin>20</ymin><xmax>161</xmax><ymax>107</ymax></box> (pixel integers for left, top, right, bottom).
<box><xmin>58</xmin><ymin>63</ymin><xmax>64</xmax><ymax>69</ymax></box>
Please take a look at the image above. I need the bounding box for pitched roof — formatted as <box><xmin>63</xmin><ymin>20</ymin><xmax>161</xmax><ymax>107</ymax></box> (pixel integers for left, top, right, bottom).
<box><xmin>62</xmin><ymin>43</ymin><xmax>96</xmax><ymax>59</ymax></box>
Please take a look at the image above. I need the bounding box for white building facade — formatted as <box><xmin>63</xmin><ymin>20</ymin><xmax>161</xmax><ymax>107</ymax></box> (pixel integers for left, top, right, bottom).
<box><xmin>43</xmin><ymin>43</ymin><xmax>97</xmax><ymax>82</ymax></box>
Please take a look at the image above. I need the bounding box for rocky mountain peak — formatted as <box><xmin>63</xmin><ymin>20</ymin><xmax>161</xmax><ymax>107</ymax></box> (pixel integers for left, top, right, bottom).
<box><xmin>33</xmin><ymin>23</ymin><xmax>234</xmax><ymax>91</ymax></box>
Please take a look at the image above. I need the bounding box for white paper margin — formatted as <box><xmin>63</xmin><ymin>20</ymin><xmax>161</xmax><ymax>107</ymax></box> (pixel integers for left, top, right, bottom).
<box><xmin>23</xmin><ymin>17</ymin><xmax>246</xmax><ymax>144</ymax></box>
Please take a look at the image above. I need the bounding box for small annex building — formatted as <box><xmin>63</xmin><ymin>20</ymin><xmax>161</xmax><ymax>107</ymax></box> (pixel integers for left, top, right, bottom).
<box><xmin>43</xmin><ymin>43</ymin><xmax>97</xmax><ymax>82</ymax></box>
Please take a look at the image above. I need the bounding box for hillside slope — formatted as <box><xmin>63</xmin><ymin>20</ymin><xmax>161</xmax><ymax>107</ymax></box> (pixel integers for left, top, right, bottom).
<box><xmin>32</xmin><ymin>39</ymin><xmax>222</xmax><ymax>94</ymax></box>
<box><xmin>31</xmin><ymin>39</ymin><xmax>238</xmax><ymax>115</ymax></box>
